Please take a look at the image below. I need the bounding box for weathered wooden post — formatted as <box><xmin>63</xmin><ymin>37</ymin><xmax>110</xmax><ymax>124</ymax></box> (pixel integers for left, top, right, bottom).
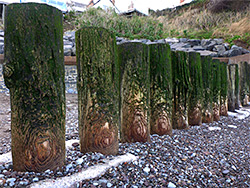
<box><xmin>149</xmin><ymin>43</ymin><xmax>172</xmax><ymax>136</ymax></box>
<box><xmin>118</xmin><ymin>42</ymin><xmax>150</xmax><ymax>143</ymax></box>
<box><xmin>235</xmin><ymin>64</ymin><xmax>240</xmax><ymax>109</ymax></box>
<box><xmin>220</xmin><ymin>62</ymin><xmax>228</xmax><ymax>116</ymax></box>
<box><xmin>227</xmin><ymin>64</ymin><xmax>238</xmax><ymax>111</ymax></box>
<box><xmin>212</xmin><ymin>59</ymin><xmax>221</xmax><ymax>121</ymax></box>
<box><xmin>76</xmin><ymin>27</ymin><xmax>119</xmax><ymax>155</ymax></box>
<box><xmin>239</xmin><ymin>61</ymin><xmax>250</xmax><ymax>106</ymax></box>
<box><xmin>172</xmin><ymin>51</ymin><xmax>190</xmax><ymax>129</ymax></box>
<box><xmin>4</xmin><ymin>3</ymin><xmax>65</xmax><ymax>172</ymax></box>
<box><xmin>188</xmin><ymin>52</ymin><xmax>203</xmax><ymax>126</ymax></box>
<box><xmin>201</xmin><ymin>56</ymin><xmax>213</xmax><ymax>123</ymax></box>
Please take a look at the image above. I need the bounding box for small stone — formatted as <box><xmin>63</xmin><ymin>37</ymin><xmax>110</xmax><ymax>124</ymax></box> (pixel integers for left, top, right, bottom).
<box><xmin>76</xmin><ymin>158</ymin><xmax>84</xmax><ymax>165</ymax></box>
<box><xmin>93</xmin><ymin>182</ymin><xmax>98</xmax><ymax>186</ymax></box>
<box><xmin>107</xmin><ymin>182</ymin><xmax>112</xmax><ymax>187</ymax></box>
<box><xmin>32</xmin><ymin>177</ymin><xmax>39</xmax><ymax>182</ymax></box>
<box><xmin>226</xmin><ymin>179</ymin><xmax>231</xmax><ymax>183</ymax></box>
<box><xmin>231</xmin><ymin>165</ymin><xmax>237</xmax><ymax>171</ymax></box>
<box><xmin>19</xmin><ymin>181</ymin><xmax>29</xmax><ymax>186</ymax></box>
<box><xmin>143</xmin><ymin>166</ymin><xmax>150</xmax><ymax>173</ymax></box>
<box><xmin>222</xmin><ymin>170</ymin><xmax>230</xmax><ymax>175</ymax></box>
<box><xmin>168</xmin><ymin>182</ymin><xmax>176</xmax><ymax>188</ymax></box>
<box><xmin>6</xmin><ymin>178</ymin><xmax>16</xmax><ymax>184</ymax></box>
<box><xmin>66</xmin><ymin>164</ymin><xmax>73</xmax><ymax>171</ymax></box>
<box><xmin>44</xmin><ymin>169</ymin><xmax>51</xmax><ymax>174</ymax></box>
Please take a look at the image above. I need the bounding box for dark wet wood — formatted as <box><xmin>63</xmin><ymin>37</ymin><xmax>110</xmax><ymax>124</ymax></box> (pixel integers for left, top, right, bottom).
<box><xmin>149</xmin><ymin>43</ymin><xmax>172</xmax><ymax>136</ymax></box>
<box><xmin>76</xmin><ymin>27</ymin><xmax>119</xmax><ymax>155</ymax></box>
<box><xmin>188</xmin><ymin>52</ymin><xmax>203</xmax><ymax>126</ymax></box>
<box><xmin>171</xmin><ymin>51</ymin><xmax>190</xmax><ymax>129</ymax></box>
<box><xmin>201</xmin><ymin>56</ymin><xmax>213</xmax><ymax>123</ymax></box>
<box><xmin>4</xmin><ymin>3</ymin><xmax>65</xmax><ymax>172</ymax></box>
<box><xmin>118</xmin><ymin>42</ymin><xmax>151</xmax><ymax>143</ymax></box>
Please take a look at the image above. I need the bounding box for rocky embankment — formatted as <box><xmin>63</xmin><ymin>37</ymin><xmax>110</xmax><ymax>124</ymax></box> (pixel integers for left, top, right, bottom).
<box><xmin>0</xmin><ymin>29</ymin><xmax>248</xmax><ymax>57</ymax></box>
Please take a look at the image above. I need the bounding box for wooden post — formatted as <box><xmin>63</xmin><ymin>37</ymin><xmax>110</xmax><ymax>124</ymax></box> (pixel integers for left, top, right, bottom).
<box><xmin>149</xmin><ymin>43</ymin><xmax>172</xmax><ymax>136</ymax></box>
<box><xmin>76</xmin><ymin>27</ymin><xmax>119</xmax><ymax>155</ymax></box>
<box><xmin>235</xmin><ymin>64</ymin><xmax>240</xmax><ymax>109</ymax></box>
<box><xmin>239</xmin><ymin>61</ymin><xmax>250</xmax><ymax>106</ymax></box>
<box><xmin>227</xmin><ymin>64</ymin><xmax>237</xmax><ymax>111</ymax></box>
<box><xmin>118</xmin><ymin>42</ymin><xmax>150</xmax><ymax>143</ymax></box>
<box><xmin>172</xmin><ymin>51</ymin><xmax>190</xmax><ymax>129</ymax></box>
<box><xmin>212</xmin><ymin>59</ymin><xmax>221</xmax><ymax>121</ymax></box>
<box><xmin>4</xmin><ymin>3</ymin><xmax>65</xmax><ymax>172</ymax></box>
<box><xmin>220</xmin><ymin>62</ymin><xmax>228</xmax><ymax>116</ymax></box>
<box><xmin>201</xmin><ymin>56</ymin><xmax>213</xmax><ymax>123</ymax></box>
<box><xmin>188</xmin><ymin>52</ymin><xmax>203</xmax><ymax>126</ymax></box>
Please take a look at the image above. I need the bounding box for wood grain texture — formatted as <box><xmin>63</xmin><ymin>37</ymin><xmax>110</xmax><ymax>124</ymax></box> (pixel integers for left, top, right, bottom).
<box><xmin>118</xmin><ymin>42</ymin><xmax>150</xmax><ymax>143</ymax></box>
<box><xmin>76</xmin><ymin>27</ymin><xmax>119</xmax><ymax>155</ymax></box>
<box><xmin>4</xmin><ymin>3</ymin><xmax>65</xmax><ymax>172</ymax></box>
<box><xmin>149</xmin><ymin>43</ymin><xmax>172</xmax><ymax>136</ymax></box>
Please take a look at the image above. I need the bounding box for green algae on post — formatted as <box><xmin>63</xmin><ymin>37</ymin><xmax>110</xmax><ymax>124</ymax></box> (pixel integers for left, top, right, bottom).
<box><xmin>118</xmin><ymin>42</ymin><xmax>151</xmax><ymax>143</ymax></box>
<box><xmin>171</xmin><ymin>51</ymin><xmax>190</xmax><ymax>129</ymax></box>
<box><xmin>4</xmin><ymin>3</ymin><xmax>65</xmax><ymax>172</ymax></box>
<box><xmin>212</xmin><ymin>59</ymin><xmax>221</xmax><ymax>121</ymax></box>
<box><xmin>149</xmin><ymin>43</ymin><xmax>173</xmax><ymax>136</ymax></box>
<box><xmin>187</xmin><ymin>52</ymin><xmax>203</xmax><ymax>126</ymax></box>
<box><xmin>220</xmin><ymin>62</ymin><xmax>228</xmax><ymax>116</ymax></box>
<box><xmin>201</xmin><ymin>56</ymin><xmax>213</xmax><ymax>123</ymax></box>
<box><xmin>76</xmin><ymin>27</ymin><xmax>119</xmax><ymax>155</ymax></box>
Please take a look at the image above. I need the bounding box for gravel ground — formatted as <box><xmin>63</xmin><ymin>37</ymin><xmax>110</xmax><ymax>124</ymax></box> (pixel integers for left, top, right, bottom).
<box><xmin>0</xmin><ymin>92</ymin><xmax>249</xmax><ymax>187</ymax></box>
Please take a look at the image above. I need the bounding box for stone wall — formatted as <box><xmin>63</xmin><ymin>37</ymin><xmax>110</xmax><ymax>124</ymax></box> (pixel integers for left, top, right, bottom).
<box><xmin>0</xmin><ymin>64</ymin><xmax>78</xmax><ymax>94</ymax></box>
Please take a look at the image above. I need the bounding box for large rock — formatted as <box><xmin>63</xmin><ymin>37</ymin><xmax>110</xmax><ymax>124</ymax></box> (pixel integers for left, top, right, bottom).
<box><xmin>213</xmin><ymin>45</ymin><xmax>226</xmax><ymax>56</ymax></box>
<box><xmin>187</xmin><ymin>39</ymin><xmax>201</xmax><ymax>46</ymax></box>
<box><xmin>197</xmin><ymin>50</ymin><xmax>218</xmax><ymax>57</ymax></box>
<box><xmin>171</xmin><ymin>42</ymin><xmax>191</xmax><ymax>50</ymax></box>
<box><xmin>64</xmin><ymin>45</ymin><xmax>72</xmax><ymax>56</ymax></box>
<box><xmin>214</xmin><ymin>38</ymin><xmax>224</xmax><ymax>45</ymax></box>
<box><xmin>228</xmin><ymin>49</ymin><xmax>242</xmax><ymax>57</ymax></box>
<box><xmin>165</xmin><ymin>37</ymin><xmax>179</xmax><ymax>43</ymax></box>
<box><xmin>192</xmin><ymin>46</ymin><xmax>205</xmax><ymax>51</ymax></box>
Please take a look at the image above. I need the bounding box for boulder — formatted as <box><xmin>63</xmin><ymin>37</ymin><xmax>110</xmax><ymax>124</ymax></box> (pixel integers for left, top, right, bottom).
<box><xmin>63</xmin><ymin>40</ymin><xmax>73</xmax><ymax>46</ymax></box>
<box><xmin>165</xmin><ymin>37</ymin><xmax>179</xmax><ymax>43</ymax></box>
<box><xmin>154</xmin><ymin>39</ymin><xmax>166</xmax><ymax>44</ymax></box>
<box><xmin>228</xmin><ymin>49</ymin><xmax>242</xmax><ymax>57</ymax></box>
<box><xmin>171</xmin><ymin>42</ymin><xmax>191</xmax><ymax>50</ymax></box>
<box><xmin>223</xmin><ymin>43</ymin><xmax>230</xmax><ymax>50</ymax></box>
<box><xmin>192</xmin><ymin>46</ymin><xmax>205</xmax><ymax>51</ymax></box>
<box><xmin>205</xmin><ymin>41</ymin><xmax>217</xmax><ymax>51</ymax></box>
<box><xmin>213</xmin><ymin>45</ymin><xmax>226</xmax><ymax>56</ymax></box>
<box><xmin>197</xmin><ymin>50</ymin><xmax>218</xmax><ymax>57</ymax></box>
<box><xmin>187</xmin><ymin>39</ymin><xmax>201</xmax><ymax>46</ymax></box>
<box><xmin>64</xmin><ymin>45</ymin><xmax>72</xmax><ymax>56</ymax></box>
<box><xmin>179</xmin><ymin>38</ymin><xmax>188</xmax><ymax>43</ymax></box>
<box><xmin>213</xmin><ymin>38</ymin><xmax>224</xmax><ymax>45</ymax></box>
<box><xmin>201</xmin><ymin>39</ymin><xmax>211</xmax><ymax>47</ymax></box>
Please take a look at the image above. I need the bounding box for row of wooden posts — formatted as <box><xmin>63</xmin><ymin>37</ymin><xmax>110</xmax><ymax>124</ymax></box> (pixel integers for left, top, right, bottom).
<box><xmin>3</xmin><ymin>3</ymin><xmax>249</xmax><ymax>172</ymax></box>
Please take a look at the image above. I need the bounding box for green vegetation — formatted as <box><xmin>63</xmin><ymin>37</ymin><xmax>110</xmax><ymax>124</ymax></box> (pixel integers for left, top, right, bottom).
<box><xmin>66</xmin><ymin>8</ymin><xmax>163</xmax><ymax>40</ymax></box>
<box><xmin>64</xmin><ymin>0</ymin><xmax>250</xmax><ymax>48</ymax></box>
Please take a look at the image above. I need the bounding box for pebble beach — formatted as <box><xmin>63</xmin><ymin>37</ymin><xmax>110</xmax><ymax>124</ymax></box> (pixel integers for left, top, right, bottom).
<box><xmin>0</xmin><ymin>92</ymin><xmax>249</xmax><ymax>187</ymax></box>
